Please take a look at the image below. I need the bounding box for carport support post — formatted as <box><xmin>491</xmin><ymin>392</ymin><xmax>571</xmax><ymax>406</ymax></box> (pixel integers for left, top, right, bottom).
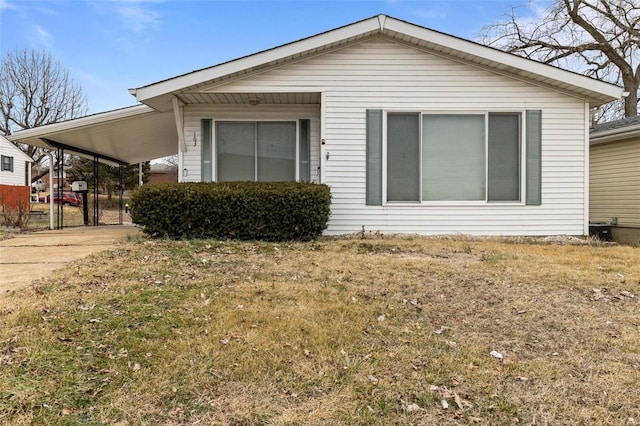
<box><xmin>93</xmin><ymin>156</ymin><xmax>99</xmax><ymax>226</ymax></box>
<box><xmin>81</xmin><ymin>191</ymin><xmax>89</xmax><ymax>225</ymax></box>
<box><xmin>45</xmin><ymin>151</ymin><xmax>54</xmax><ymax>230</ymax></box>
<box><xmin>56</xmin><ymin>147</ymin><xmax>64</xmax><ymax>230</ymax></box>
<box><xmin>118</xmin><ymin>165</ymin><xmax>124</xmax><ymax>225</ymax></box>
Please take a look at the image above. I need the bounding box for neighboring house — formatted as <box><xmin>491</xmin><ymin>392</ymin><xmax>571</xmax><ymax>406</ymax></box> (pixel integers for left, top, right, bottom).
<box><xmin>0</xmin><ymin>135</ymin><xmax>33</xmax><ymax>211</ymax></box>
<box><xmin>0</xmin><ymin>135</ymin><xmax>32</xmax><ymax>187</ymax></box>
<box><xmin>8</xmin><ymin>15</ymin><xmax>623</xmax><ymax>236</ymax></box>
<box><xmin>590</xmin><ymin>117</ymin><xmax>640</xmax><ymax>244</ymax></box>
<box><xmin>149</xmin><ymin>163</ymin><xmax>178</xmax><ymax>185</ymax></box>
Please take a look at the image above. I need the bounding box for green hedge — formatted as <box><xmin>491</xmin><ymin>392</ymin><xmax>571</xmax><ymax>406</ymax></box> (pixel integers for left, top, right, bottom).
<box><xmin>130</xmin><ymin>181</ymin><xmax>331</xmax><ymax>241</ymax></box>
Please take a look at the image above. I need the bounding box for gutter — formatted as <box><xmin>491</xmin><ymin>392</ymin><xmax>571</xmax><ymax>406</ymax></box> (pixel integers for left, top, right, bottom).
<box><xmin>590</xmin><ymin>125</ymin><xmax>640</xmax><ymax>145</ymax></box>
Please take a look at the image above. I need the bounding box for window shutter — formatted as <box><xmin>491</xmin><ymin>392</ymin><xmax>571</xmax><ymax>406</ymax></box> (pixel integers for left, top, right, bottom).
<box><xmin>201</xmin><ymin>119</ymin><xmax>212</xmax><ymax>182</ymax></box>
<box><xmin>525</xmin><ymin>110</ymin><xmax>542</xmax><ymax>205</ymax></box>
<box><xmin>366</xmin><ymin>109</ymin><xmax>383</xmax><ymax>205</ymax></box>
<box><xmin>299</xmin><ymin>119</ymin><xmax>311</xmax><ymax>182</ymax></box>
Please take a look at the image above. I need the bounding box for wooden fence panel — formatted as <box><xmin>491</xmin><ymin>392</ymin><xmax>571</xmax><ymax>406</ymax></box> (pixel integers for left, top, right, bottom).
<box><xmin>0</xmin><ymin>184</ymin><xmax>31</xmax><ymax>211</ymax></box>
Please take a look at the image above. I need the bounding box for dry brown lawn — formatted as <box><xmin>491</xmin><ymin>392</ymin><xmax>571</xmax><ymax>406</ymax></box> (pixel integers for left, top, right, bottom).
<box><xmin>0</xmin><ymin>234</ymin><xmax>639</xmax><ymax>425</ymax></box>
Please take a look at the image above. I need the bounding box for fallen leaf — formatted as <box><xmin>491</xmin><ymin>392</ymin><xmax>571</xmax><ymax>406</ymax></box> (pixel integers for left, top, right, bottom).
<box><xmin>454</xmin><ymin>392</ymin><xmax>464</xmax><ymax>410</ymax></box>
<box><xmin>400</xmin><ymin>399</ymin><xmax>422</xmax><ymax>413</ymax></box>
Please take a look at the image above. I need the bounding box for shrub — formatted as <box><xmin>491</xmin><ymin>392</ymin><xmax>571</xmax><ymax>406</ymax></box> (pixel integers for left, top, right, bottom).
<box><xmin>0</xmin><ymin>196</ymin><xmax>30</xmax><ymax>229</ymax></box>
<box><xmin>130</xmin><ymin>181</ymin><xmax>331</xmax><ymax>241</ymax></box>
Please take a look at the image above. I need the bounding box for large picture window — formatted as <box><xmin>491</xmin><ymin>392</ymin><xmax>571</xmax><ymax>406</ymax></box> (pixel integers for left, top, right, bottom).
<box><xmin>422</xmin><ymin>114</ymin><xmax>486</xmax><ymax>201</ymax></box>
<box><xmin>216</xmin><ymin>121</ymin><xmax>296</xmax><ymax>182</ymax></box>
<box><xmin>385</xmin><ymin>112</ymin><xmax>522</xmax><ymax>203</ymax></box>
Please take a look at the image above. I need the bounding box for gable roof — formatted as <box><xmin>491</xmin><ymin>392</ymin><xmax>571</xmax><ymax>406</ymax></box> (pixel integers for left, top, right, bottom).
<box><xmin>590</xmin><ymin>116</ymin><xmax>640</xmax><ymax>144</ymax></box>
<box><xmin>0</xmin><ymin>134</ymin><xmax>34</xmax><ymax>163</ymax></box>
<box><xmin>7</xmin><ymin>14</ymin><xmax>624</xmax><ymax>165</ymax></box>
<box><xmin>130</xmin><ymin>14</ymin><xmax>623</xmax><ymax>112</ymax></box>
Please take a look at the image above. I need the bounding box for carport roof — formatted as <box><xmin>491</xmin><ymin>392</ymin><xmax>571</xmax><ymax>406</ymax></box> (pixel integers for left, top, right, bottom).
<box><xmin>7</xmin><ymin>105</ymin><xmax>177</xmax><ymax>165</ymax></box>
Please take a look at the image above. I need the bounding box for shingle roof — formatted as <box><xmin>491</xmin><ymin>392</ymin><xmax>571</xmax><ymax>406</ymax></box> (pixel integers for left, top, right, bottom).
<box><xmin>590</xmin><ymin>116</ymin><xmax>640</xmax><ymax>135</ymax></box>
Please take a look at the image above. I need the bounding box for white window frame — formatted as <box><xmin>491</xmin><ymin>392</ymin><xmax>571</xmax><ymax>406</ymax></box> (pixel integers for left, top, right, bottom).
<box><xmin>211</xmin><ymin>118</ymin><xmax>303</xmax><ymax>182</ymax></box>
<box><xmin>1</xmin><ymin>155</ymin><xmax>13</xmax><ymax>172</ymax></box>
<box><xmin>382</xmin><ymin>109</ymin><xmax>526</xmax><ymax>206</ymax></box>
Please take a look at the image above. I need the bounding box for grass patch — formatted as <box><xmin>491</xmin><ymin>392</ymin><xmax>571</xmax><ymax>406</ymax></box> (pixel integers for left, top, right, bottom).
<box><xmin>1</xmin><ymin>236</ymin><xmax>639</xmax><ymax>424</ymax></box>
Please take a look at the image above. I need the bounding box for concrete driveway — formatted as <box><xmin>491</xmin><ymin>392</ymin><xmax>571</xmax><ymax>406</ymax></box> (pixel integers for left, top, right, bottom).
<box><xmin>0</xmin><ymin>225</ymin><xmax>142</xmax><ymax>294</ymax></box>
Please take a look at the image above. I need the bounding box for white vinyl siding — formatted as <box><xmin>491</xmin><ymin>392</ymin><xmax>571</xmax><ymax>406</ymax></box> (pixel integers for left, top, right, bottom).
<box><xmin>0</xmin><ymin>138</ymin><xmax>31</xmax><ymax>186</ymax></box>
<box><xmin>182</xmin><ymin>105</ymin><xmax>321</xmax><ymax>184</ymax></box>
<box><xmin>191</xmin><ymin>37</ymin><xmax>589</xmax><ymax>236</ymax></box>
<box><xmin>590</xmin><ymin>139</ymin><xmax>640</xmax><ymax>228</ymax></box>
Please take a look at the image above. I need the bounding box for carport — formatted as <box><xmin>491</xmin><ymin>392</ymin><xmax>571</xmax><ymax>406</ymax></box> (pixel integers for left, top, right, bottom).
<box><xmin>6</xmin><ymin>104</ymin><xmax>178</xmax><ymax>228</ymax></box>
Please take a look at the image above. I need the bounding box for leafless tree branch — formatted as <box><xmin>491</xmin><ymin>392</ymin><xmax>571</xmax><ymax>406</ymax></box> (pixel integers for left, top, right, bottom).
<box><xmin>483</xmin><ymin>0</ymin><xmax>640</xmax><ymax>120</ymax></box>
<box><xmin>0</xmin><ymin>48</ymin><xmax>88</xmax><ymax>181</ymax></box>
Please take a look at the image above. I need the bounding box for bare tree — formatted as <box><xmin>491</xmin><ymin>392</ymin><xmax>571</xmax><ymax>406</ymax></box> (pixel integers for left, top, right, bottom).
<box><xmin>161</xmin><ymin>154</ymin><xmax>179</xmax><ymax>169</ymax></box>
<box><xmin>483</xmin><ymin>0</ymin><xmax>640</xmax><ymax>120</ymax></box>
<box><xmin>0</xmin><ymin>48</ymin><xmax>88</xmax><ymax>179</ymax></box>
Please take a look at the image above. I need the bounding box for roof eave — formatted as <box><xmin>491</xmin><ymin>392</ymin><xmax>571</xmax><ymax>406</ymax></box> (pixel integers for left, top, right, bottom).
<box><xmin>131</xmin><ymin>14</ymin><xmax>623</xmax><ymax>108</ymax></box>
<box><xmin>383</xmin><ymin>18</ymin><xmax>623</xmax><ymax>105</ymax></box>
<box><xmin>590</xmin><ymin>125</ymin><xmax>640</xmax><ymax>144</ymax></box>
<box><xmin>6</xmin><ymin>105</ymin><xmax>154</xmax><ymax>142</ymax></box>
<box><xmin>0</xmin><ymin>136</ymin><xmax>34</xmax><ymax>162</ymax></box>
<box><xmin>131</xmin><ymin>15</ymin><xmax>383</xmax><ymax>103</ymax></box>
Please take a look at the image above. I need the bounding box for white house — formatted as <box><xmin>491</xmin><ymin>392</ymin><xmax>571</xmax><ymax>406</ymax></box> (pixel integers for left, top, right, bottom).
<box><xmin>8</xmin><ymin>15</ymin><xmax>623</xmax><ymax>236</ymax></box>
<box><xmin>0</xmin><ymin>135</ymin><xmax>32</xmax><ymax>187</ymax></box>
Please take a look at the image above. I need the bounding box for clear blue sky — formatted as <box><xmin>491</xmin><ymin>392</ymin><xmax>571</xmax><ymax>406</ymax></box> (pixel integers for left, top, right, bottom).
<box><xmin>1</xmin><ymin>0</ymin><xmax>547</xmax><ymax>114</ymax></box>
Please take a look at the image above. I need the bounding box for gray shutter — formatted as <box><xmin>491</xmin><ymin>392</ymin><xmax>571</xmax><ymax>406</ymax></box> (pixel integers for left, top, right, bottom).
<box><xmin>299</xmin><ymin>119</ymin><xmax>311</xmax><ymax>182</ymax></box>
<box><xmin>525</xmin><ymin>110</ymin><xmax>542</xmax><ymax>205</ymax></box>
<box><xmin>201</xmin><ymin>119</ymin><xmax>212</xmax><ymax>182</ymax></box>
<box><xmin>366</xmin><ymin>109</ymin><xmax>383</xmax><ymax>205</ymax></box>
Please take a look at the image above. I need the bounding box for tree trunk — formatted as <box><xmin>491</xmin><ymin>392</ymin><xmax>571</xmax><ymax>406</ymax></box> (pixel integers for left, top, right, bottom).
<box><xmin>623</xmin><ymin>82</ymin><xmax>639</xmax><ymax>118</ymax></box>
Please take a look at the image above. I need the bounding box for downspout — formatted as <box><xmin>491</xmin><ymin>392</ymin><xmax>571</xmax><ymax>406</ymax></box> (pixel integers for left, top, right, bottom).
<box><xmin>45</xmin><ymin>151</ymin><xmax>54</xmax><ymax>230</ymax></box>
<box><xmin>584</xmin><ymin>102</ymin><xmax>590</xmax><ymax>237</ymax></box>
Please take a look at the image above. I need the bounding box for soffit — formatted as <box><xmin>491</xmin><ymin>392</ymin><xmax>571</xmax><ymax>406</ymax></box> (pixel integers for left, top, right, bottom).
<box><xmin>7</xmin><ymin>106</ymin><xmax>177</xmax><ymax>165</ymax></box>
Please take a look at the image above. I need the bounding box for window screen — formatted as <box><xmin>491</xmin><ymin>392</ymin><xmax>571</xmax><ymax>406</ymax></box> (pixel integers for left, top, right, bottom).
<box><xmin>257</xmin><ymin>122</ymin><xmax>296</xmax><ymax>182</ymax></box>
<box><xmin>422</xmin><ymin>114</ymin><xmax>485</xmax><ymax>201</ymax></box>
<box><xmin>488</xmin><ymin>113</ymin><xmax>520</xmax><ymax>201</ymax></box>
<box><xmin>387</xmin><ymin>113</ymin><xmax>420</xmax><ymax>202</ymax></box>
<box><xmin>216</xmin><ymin>122</ymin><xmax>256</xmax><ymax>181</ymax></box>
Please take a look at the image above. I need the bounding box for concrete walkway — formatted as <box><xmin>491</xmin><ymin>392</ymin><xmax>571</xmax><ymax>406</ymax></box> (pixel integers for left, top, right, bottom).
<box><xmin>0</xmin><ymin>225</ymin><xmax>142</xmax><ymax>294</ymax></box>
